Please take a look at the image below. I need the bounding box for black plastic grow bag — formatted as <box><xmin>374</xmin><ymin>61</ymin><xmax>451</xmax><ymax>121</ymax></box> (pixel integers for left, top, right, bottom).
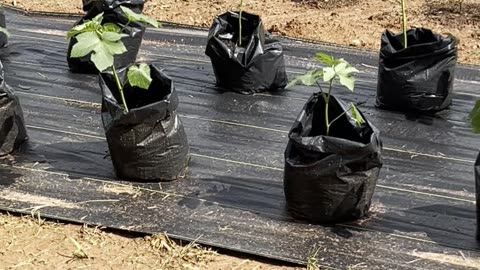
<box><xmin>476</xmin><ymin>152</ymin><xmax>480</xmax><ymax>241</ymax></box>
<box><xmin>0</xmin><ymin>10</ymin><xmax>7</xmax><ymax>48</ymax></box>
<box><xmin>82</xmin><ymin>0</ymin><xmax>144</xmax><ymax>15</ymax></box>
<box><xmin>67</xmin><ymin>0</ymin><xmax>145</xmax><ymax>74</ymax></box>
<box><xmin>376</xmin><ymin>28</ymin><xmax>457</xmax><ymax>112</ymax></box>
<box><xmin>205</xmin><ymin>11</ymin><xmax>288</xmax><ymax>94</ymax></box>
<box><xmin>284</xmin><ymin>93</ymin><xmax>383</xmax><ymax>223</ymax></box>
<box><xmin>0</xmin><ymin>62</ymin><xmax>28</xmax><ymax>156</ymax></box>
<box><xmin>100</xmin><ymin>64</ymin><xmax>189</xmax><ymax>181</ymax></box>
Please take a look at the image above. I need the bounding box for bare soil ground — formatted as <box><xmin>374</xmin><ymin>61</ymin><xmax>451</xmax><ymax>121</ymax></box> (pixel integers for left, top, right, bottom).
<box><xmin>0</xmin><ymin>212</ymin><xmax>301</xmax><ymax>269</ymax></box>
<box><xmin>1</xmin><ymin>0</ymin><xmax>480</xmax><ymax>64</ymax></box>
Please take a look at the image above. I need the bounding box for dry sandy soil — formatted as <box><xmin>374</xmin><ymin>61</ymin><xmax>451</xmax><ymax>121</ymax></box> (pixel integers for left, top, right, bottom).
<box><xmin>1</xmin><ymin>0</ymin><xmax>480</xmax><ymax>64</ymax></box>
<box><xmin>0</xmin><ymin>212</ymin><xmax>301</xmax><ymax>270</ymax></box>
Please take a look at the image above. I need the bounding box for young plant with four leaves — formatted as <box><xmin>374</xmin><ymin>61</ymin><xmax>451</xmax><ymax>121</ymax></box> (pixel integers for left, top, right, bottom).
<box><xmin>67</xmin><ymin>6</ymin><xmax>160</xmax><ymax>112</ymax></box>
<box><xmin>287</xmin><ymin>53</ymin><xmax>365</xmax><ymax>136</ymax></box>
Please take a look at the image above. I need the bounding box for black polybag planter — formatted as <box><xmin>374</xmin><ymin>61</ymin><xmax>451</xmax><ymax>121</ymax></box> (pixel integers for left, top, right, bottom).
<box><xmin>67</xmin><ymin>0</ymin><xmax>145</xmax><ymax>74</ymax></box>
<box><xmin>82</xmin><ymin>0</ymin><xmax>144</xmax><ymax>15</ymax></box>
<box><xmin>0</xmin><ymin>10</ymin><xmax>8</xmax><ymax>48</ymax></box>
<box><xmin>205</xmin><ymin>11</ymin><xmax>288</xmax><ymax>94</ymax></box>
<box><xmin>0</xmin><ymin>62</ymin><xmax>28</xmax><ymax>156</ymax></box>
<box><xmin>376</xmin><ymin>28</ymin><xmax>458</xmax><ymax>112</ymax></box>
<box><xmin>284</xmin><ymin>93</ymin><xmax>383</xmax><ymax>223</ymax></box>
<box><xmin>475</xmin><ymin>152</ymin><xmax>480</xmax><ymax>241</ymax></box>
<box><xmin>100</xmin><ymin>64</ymin><xmax>189</xmax><ymax>181</ymax></box>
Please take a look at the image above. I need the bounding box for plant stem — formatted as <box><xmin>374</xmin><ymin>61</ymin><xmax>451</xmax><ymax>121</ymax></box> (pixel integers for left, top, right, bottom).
<box><xmin>325</xmin><ymin>79</ymin><xmax>333</xmax><ymax>136</ymax></box>
<box><xmin>112</xmin><ymin>65</ymin><xmax>129</xmax><ymax>113</ymax></box>
<box><xmin>120</xmin><ymin>20</ymin><xmax>131</xmax><ymax>33</ymax></box>
<box><xmin>329</xmin><ymin>105</ymin><xmax>355</xmax><ymax>129</ymax></box>
<box><xmin>238</xmin><ymin>0</ymin><xmax>244</xmax><ymax>47</ymax></box>
<box><xmin>401</xmin><ymin>0</ymin><xmax>408</xmax><ymax>48</ymax></box>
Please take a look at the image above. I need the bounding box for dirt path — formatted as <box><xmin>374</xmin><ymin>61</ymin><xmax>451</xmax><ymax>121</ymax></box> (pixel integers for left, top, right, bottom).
<box><xmin>0</xmin><ymin>213</ymin><xmax>301</xmax><ymax>269</ymax></box>
<box><xmin>2</xmin><ymin>0</ymin><xmax>479</xmax><ymax>64</ymax></box>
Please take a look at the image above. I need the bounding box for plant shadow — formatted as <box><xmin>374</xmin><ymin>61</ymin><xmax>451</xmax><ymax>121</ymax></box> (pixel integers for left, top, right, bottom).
<box><xmin>0</xmin><ymin>160</ymin><xmax>23</xmax><ymax>187</ymax></box>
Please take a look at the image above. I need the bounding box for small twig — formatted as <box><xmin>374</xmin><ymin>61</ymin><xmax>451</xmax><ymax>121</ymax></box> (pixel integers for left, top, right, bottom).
<box><xmin>77</xmin><ymin>199</ymin><xmax>120</xmax><ymax>204</ymax></box>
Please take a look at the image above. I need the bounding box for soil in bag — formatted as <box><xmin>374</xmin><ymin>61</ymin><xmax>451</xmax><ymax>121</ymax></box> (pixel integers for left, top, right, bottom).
<box><xmin>0</xmin><ymin>62</ymin><xmax>28</xmax><ymax>156</ymax></box>
<box><xmin>67</xmin><ymin>0</ymin><xmax>145</xmax><ymax>74</ymax></box>
<box><xmin>284</xmin><ymin>93</ymin><xmax>383</xmax><ymax>223</ymax></box>
<box><xmin>100</xmin><ymin>64</ymin><xmax>189</xmax><ymax>181</ymax></box>
<box><xmin>205</xmin><ymin>11</ymin><xmax>288</xmax><ymax>94</ymax></box>
<box><xmin>376</xmin><ymin>28</ymin><xmax>457</xmax><ymax>113</ymax></box>
<box><xmin>476</xmin><ymin>152</ymin><xmax>480</xmax><ymax>241</ymax></box>
<box><xmin>0</xmin><ymin>9</ymin><xmax>7</xmax><ymax>48</ymax></box>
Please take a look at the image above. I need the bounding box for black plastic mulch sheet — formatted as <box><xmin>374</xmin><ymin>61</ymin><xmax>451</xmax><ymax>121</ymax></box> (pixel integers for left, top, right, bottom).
<box><xmin>67</xmin><ymin>0</ymin><xmax>145</xmax><ymax>74</ymax></box>
<box><xmin>0</xmin><ymin>61</ymin><xmax>27</xmax><ymax>156</ymax></box>
<box><xmin>100</xmin><ymin>64</ymin><xmax>189</xmax><ymax>181</ymax></box>
<box><xmin>205</xmin><ymin>11</ymin><xmax>288</xmax><ymax>94</ymax></box>
<box><xmin>0</xmin><ymin>10</ymin><xmax>7</xmax><ymax>48</ymax></box>
<box><xmin>1</xmin><ymin>11</ymin><xmax>480</xmax><ymax>269</ymax></box>
<box><xmin>376</xmin><ymin>28</ymin><xmax>458</xmax><ymax>113</ymax></box>
<box><xmin>284</xmin><ymin>93</ymin><xmax>382</xmax><ymax>223</ymax></box>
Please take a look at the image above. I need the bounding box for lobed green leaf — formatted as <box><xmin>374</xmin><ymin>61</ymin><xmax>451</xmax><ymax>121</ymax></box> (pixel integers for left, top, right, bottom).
<box><xmin>315</xmin><ymin>53</ymin><xmax>335</xmax><ymax>66</ymax></box>
<box><xmin>323</xmin><ymin>67</ymin><xmax>336</xmax><ymax>82</ymax></box>
<box><xmin>338</xmin><ymin>74</ymin><xmax>355</xmax><ymax>92</ymax></box>
<box><xmin>91</xmin><ymin>49</ymin><xmax>114</xmax><ymax>72</ymax></box>
<box><xmin>101</xmin><ymin>31</ymin><xmax>123</xmax><ymax>42</ymax></box>
<box><xmin>120</xmin><ymin>6</ymin><xmax>161</xmax><ymax>28</ymax></box>
<box><xmin>286</xmin><ymin>69</ymin><xmax>323</xmax><ymax>88</ymax></box>
<box><xmin>102</xmin><ymin>23</ymin><xmax>122</xmax><ymax>34</ymax></box>
<box><xmin>127</xmin><ymin>63</ymin><xmax>152</xmax><ymax>90</ymax></box>
<box><xmin>350</xmin><ymin>103</ymin><xmax>366</xmax><ymax>127</ymax></box>
<box><xmin>70</xmin><ymin>31</ymin><xmax>101</xmax><ymax>58</ymax></box>
<box><xmin>67</xmin><ymin>13</ymin><xmax>104</xmax><ymax>39</ymax></box>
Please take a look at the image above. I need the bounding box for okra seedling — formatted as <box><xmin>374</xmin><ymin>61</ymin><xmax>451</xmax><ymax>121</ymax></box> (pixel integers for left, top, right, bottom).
<box><xmin>67</xmin><ymin>7</ymin><xmax>160</xmax><ymax>112</ymax></box>
<box><xmin>287</xmin><ymin>53</ymin><xmax>364</xmax><ymax>136</ymax></box>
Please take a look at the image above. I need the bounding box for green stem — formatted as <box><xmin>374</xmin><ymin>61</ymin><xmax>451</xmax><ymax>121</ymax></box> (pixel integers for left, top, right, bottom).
<box><xmin>120</xmin><ymin>20</ymin><xmax>131</xmax><ymax>33</ymax></box>
<box><xmin>401</xmin><ymin>0</ymin><xmax>408</xmax><ymax>48</ymax></box>
<box><xmin>329</xmin><ymin>105</ymin><xmax>355</xmax><ymax>129</ymax></box>
<box><xmin>325</xmin><ymin>79</ymin><xmax>333</xmax><ymax>136</ymax></box>
<box><xmin>112</xmin><ymin>65</ymin><xmax>129</xmax><ymax>113</ymax></box>
<box><xmin>238</xmin><ymin>0</ymin><xmax>244</xmax><ymax>47</ymax></box>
